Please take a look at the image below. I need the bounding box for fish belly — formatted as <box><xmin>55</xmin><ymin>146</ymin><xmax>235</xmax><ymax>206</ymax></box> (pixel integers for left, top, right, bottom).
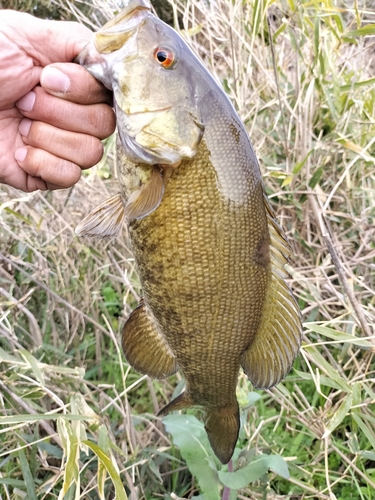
<box><xmin>128</xmin><ymin>139</ymin><xmax>270</xmax><ymax>408</ymax></box>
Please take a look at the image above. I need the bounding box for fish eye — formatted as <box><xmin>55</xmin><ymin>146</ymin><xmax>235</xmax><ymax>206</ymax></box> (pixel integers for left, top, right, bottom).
<box><xmin>154</xmin><ymin>47</ymin><xmax>175</xmax><ymax>69</ymax></box>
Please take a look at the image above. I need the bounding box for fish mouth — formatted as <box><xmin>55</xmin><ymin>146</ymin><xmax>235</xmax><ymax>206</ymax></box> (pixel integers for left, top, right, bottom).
<box><xmin>93</xmin><ymin>0</ymin><xmax>151</xmax><ymax>55</ymax></box>
<box><xmin>75</xmin><ymin>0</ymin><xmax>152</xmax><ymax>83</ymax></box>
<box><xmin>96</xmin><ymin>0</ymin><xmax>151</xmax><ymax>35</ymax></box>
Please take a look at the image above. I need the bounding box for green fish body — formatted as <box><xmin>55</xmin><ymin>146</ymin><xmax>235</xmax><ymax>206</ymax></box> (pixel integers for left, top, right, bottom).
<box><xmin>76</xmin><ymin>0</ymin><xmax>302</xmax><ymax>464</ymax></box>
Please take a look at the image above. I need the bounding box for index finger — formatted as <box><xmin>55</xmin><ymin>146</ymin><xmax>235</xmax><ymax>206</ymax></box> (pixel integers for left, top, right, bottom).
<box><xmin>41</xmin><ymin>62</ymin><xmax>113</xmax><ymax>106</ymax></box>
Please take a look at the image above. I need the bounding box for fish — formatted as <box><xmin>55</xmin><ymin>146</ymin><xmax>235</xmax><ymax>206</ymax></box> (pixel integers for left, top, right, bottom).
<box><xmin>75</xmin><ymin>0</ymin><xmax>302</xmax><ymax>464</ymax></box>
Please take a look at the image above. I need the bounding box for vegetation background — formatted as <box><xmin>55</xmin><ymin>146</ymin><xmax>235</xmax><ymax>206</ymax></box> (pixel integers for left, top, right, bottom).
<box><xmin>0</xmin><ymin>0</ymin><xmax>374</xmax><ymax>499</ymax></box>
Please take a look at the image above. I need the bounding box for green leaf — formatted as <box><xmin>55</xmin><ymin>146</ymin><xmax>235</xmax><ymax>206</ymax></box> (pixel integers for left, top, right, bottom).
<box><xmin>246</xmin><ymin>392</ymin><xmax>262</xmax><ymax>407</ymax></box>
<box><xmin>292</xmin><ymin>150</ymin><xmax>313</xmax><ymax>175</ymax></box>
<box><xmin>0</xmin><ymin>478</ymin><xmax>27</xmax><ymax>487</ymax></box>
<box><xmin>58</xmin><ymin>419</ymin><xmax>80</xmax><ymax>500</ymax></box>
<box><xmin>163</xmin><ymin>414</ymin><xmax>221</xmax><ymax>500</ymax></box>
<box><xmin>340</xmin><ymin>77</ymin><xmax>375</xmax><ymax>92</ymax></box>
<box><xmin>294</xmin><ymin>370</ymin><xmax>343</xmax><ymax>391</ymax></box>
<box><xmin>302</xmin><ymin>345</ymin><xmax>351</xmax><ymax>392</ymax></box>
<box><xmin>84</xmin><ymin>440</ymin><xmax>128</xmax><ymax>500</ymax></box>
<box><xmin>346</xmin><ymin>24</ymin><xmax>375</xmax><ymax>36</ymax></box>
<box><xmin>0</xmin><ymin>347</ymin><xmax>21</xmax><ymax>364</ymax></box>
<box><xmin>351</xmin><ymin>413</ymin><xmax>375</xmax><ymax>450</ymax></box>
<box><xmin>360</xmin><ymin>451</ymin><xmax>375</xmax><ymax>461</ymax></box>
<box><xmin>308</xmin><ymin>167</ymin><xmax>324</xmax><ymax>189</ymax></box>
<box><xmin>18</xmin><ymin>448</ymin><xmax>38</xmax><ymax>500</ymax></box>
<box><xmin>20</xmin><ymin>350</ymin><xmax>45</xmax><ymax>386</ymax></box>
<box><xmin>305</xmin><ymin>323</ymin><xmax>373</xmax><ymax>349</ymax></box>
<box><xmin>98</xmin><ymin>425</ymin><xmax>109</xmax><ymax>500</ymax></box>
<box><xmin>323</xmin><ymin>392</ymin><xmax>353</xmax><ymax>437</ymax></box>
<box><xmin>0</xmin><ymin>414</ymin><xmax>90</xmax><ymax>425</ymax></box>
<box><xmin>218</xmin><ymin>454</ymin><xmax>289</xmax><ymax>489</ymax></box>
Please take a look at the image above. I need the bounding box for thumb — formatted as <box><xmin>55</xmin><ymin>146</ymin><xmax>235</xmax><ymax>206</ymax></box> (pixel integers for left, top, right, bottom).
<box><xmin>1</xmin><ymin>11</ymin><xmax>93</xmax><ymax>66</ymax></box>
<box><xmin>34</xmin><ymin>19</ymin><xmax>93</xmax><ymax>65</ymax></box>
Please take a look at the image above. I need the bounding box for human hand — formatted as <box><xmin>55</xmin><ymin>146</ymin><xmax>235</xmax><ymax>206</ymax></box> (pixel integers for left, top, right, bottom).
<box><xmin>0</xmin><ymin>11</ymin><xmax>116</xmax><ymax>192</ymax></box>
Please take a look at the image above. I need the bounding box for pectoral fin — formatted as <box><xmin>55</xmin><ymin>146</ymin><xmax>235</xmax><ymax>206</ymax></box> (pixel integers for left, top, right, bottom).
<box><xmin>241</xmin><ymin>193</ymin><xmax>302</xmax><ymax>389</ymax></box>
<box><xmin>124</xmin><ymin>166</ymin><xmax>164</xmax><ymax>220</ymax></box>
<box><xmin>75</xmin><ymin>193</ymin><xmax>125</xmax><ymax>237</ymax></box>
<box><xmin>122</xmin><ymin>300</ymin><xmax>177</xmax><ymax>379</ymax></box>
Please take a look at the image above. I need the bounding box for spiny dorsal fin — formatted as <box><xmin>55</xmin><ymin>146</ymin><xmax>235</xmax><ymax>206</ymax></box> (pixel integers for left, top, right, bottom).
<box><xmin>122</xmin><ymin>300</ymin><xmax>178</xmax><ymax>379</ymax></box>
<box><xmin>124</xmin><ymin>166</ymin><xmax>164</xmax><ymax>220</ymax></box>
<box><xmin>241</xmin><ymin>193</ymin><xmax>302</xmax><ymax>389</ymax></box>
<box><xmin>75</xmin><ymin>193</ymin><xmax>125</xmax><ymax>238</ymax></box>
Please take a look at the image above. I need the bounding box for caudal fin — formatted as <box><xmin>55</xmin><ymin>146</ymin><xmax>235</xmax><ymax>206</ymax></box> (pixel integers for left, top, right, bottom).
<box><xmin>204</xmin><ymin>403</ymin><xmax>240</xmax><ymax>464</ymax></box>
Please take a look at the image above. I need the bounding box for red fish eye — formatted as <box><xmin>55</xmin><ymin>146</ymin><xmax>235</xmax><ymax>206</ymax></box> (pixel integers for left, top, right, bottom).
<box><xmin>154</xmin><ymin>47</ymin><xmax>174</xmax><ymax>68</ymax></box>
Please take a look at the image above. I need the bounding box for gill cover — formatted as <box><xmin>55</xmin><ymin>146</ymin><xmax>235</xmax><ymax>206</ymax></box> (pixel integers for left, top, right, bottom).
<box><xmin>77</xmin><ymin>0</ymin><xmax>203</xmax><ymax>165</ymax></box>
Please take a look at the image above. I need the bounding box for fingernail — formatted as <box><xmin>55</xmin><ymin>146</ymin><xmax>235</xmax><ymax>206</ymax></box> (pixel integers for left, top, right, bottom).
<box><xmin>19</xmin><ymin>119</ymin><xmax>32</xmax><ymax>137</ymax></box>
<box><xmin>15</xmin><ymin>148</ymin><xmax>28</xmax><ymax>162</ymax></box>
<box><xmin>17</xmin><ymin>91</ymin><xmax>36</xmax><ymax>112</ymax></box>
<box><xmin>41</xmin><ymin>66</ymin><xmax>70</xmax><ymax>93</ymax></box>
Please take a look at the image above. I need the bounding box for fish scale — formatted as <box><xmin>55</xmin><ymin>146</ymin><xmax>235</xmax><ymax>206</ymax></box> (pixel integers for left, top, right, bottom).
<box><xmin>75</xmin><ymin>0</ymin><xmax>302</xmax><ymax>464</ymax></box>
<box><xmin>128</xmin><ymin>137</ymin><xmax>268</xmax><ymax>406</ymax></box>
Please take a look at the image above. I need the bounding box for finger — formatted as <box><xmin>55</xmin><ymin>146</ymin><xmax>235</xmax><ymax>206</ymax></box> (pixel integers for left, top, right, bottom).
<box><xmin>26</xmin><ymin>176</ymin><xmax>48</xmax><ymax>192</ymax></box>
<box><xmin>16</xmin><ymin>86</ymin><xmax>116</xmax><ymax>139</ymax></box>
<box><xmin>19</xmin><ymin>119</ymin><xmax>104</xmax><ymax>168</ymax></box>
<box><xmin>41</xmin><ymin>63</ymin><xmax>113</xmax><ymax>105</ymax></box>
<box><xmin>14</xmin><ymin>146</ymin><xmax>81</xmax><ymax>189</ymax></box>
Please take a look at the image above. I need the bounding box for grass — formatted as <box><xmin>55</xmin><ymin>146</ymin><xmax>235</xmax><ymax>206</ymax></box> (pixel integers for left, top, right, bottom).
<box><xmin>1</xmin><ymin>0</ymin><xmax>375</xmax><ymax>498</ymax></box>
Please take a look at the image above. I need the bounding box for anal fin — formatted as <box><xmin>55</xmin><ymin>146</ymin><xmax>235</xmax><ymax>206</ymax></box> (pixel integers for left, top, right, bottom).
<box><xmin>241</xmin><ymin>193</ymin><xmax>302</xmax><ymax>389</ymax></box>
<box><xmin>122</xmin><ymin>300</ymin><xmax>177</xmax><ymax>379</ymax></box>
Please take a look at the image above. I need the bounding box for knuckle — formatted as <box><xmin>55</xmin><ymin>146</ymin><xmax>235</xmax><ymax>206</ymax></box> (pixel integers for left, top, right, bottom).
<box><xmin>79</xmin><ymin>137</ymin><xmax>104</xmax><ymax>168</ymax></box>
<box><xmin>57</xmin><ymin>160</ymin><xmax>81</xmax><ymax>188</ymax></box>
<box><xmin>89</xmin><ymin>105</ymin><xmax>116</xmax><ymax>139</ymax></box>
<box><xmin>23</xmin><ymin>147</ymin><xmax>81</xmax><ymax>188</ymax></box>
<box><xmin>23</xmin><ymin>147</ymin><xmax>41</xmax><ymax>177</ymax></box>
<box><xmin>28</xmin><ymin>122</ymin><xmax>47</xmax><ymax>147</ymax></box>
<box><xmin>101</xmin><ymin>107</ymin><xmax>116</xmax><ymax>138</ymax></box>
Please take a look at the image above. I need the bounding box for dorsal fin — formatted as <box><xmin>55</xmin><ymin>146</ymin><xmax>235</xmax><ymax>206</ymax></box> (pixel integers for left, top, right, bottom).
<box><xmin>241</xmin><ymin>193</ymin><xmax>302</xmax><ymax>389</ymax></box>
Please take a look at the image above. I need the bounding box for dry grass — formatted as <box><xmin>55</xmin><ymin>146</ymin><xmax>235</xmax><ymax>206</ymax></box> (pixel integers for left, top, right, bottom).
<box><xmin>1</xmin><ymin>0</ymin><xmax>375</xmax><ymax>499</ymax></box>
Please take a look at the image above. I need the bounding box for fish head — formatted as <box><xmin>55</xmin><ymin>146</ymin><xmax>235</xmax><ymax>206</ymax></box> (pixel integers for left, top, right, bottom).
<box><xmin>77</xmin><ymin>0</ymin><xmax>204</xmax><ymax>165</ymax></box>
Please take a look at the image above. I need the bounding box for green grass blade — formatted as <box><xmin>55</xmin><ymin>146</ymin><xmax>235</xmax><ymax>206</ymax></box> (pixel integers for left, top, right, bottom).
<box><xmin>20</xmin><ymin>350</ymin><xmax>45</xmax><ymax>386</ymax></box>
<box><xmin>18</xmin><ymin>448</ymin><xmax>38</xmax><ymax>500</ymax></box>
<box><xmin>351</xmin><ymin>414</ymin><xmax>375</xmax><ymax>450</ymax></box>
<box><xmin>0</xmin><ymin>414</ymin><xmax>91</xmax><ymax>424</ymax></box>
<box><xmin>58</xmin><ymin>419</ymin><xmax>80</xmax><ymax>500</ymax></box>
<box><xmin>83</xmin><ymin>440</ymin><xmax>128</xmax><ymax>500</ymax></box>
<box><xmin>323</xmin><ymin>392</ymin><xmax>353</xmax><ymax>437</ymax></box>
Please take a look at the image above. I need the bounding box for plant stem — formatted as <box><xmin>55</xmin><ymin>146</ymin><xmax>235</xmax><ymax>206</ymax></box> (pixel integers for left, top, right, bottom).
<box><xmin>222</xmin><ymin>460</ymin><xmax>234</xmax><ymax>500</ymax></box>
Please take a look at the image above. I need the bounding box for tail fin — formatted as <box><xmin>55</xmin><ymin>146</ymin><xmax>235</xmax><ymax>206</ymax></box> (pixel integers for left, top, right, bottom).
<box><xmin>157</xmin><ymin>391</ymin><xmax>193</xmax><ymax>416</ymax></box>
<box><xmin>204</xmin><ymin>403</ymin><xmax>240</xmax><ymax>464</ymax></box>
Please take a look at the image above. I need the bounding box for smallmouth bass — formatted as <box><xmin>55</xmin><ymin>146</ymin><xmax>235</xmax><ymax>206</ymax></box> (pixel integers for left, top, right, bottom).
<box><xmin>76</xmin><ymin>0</ymin><xmax>302</xmax><ymax>464</ymax></box>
